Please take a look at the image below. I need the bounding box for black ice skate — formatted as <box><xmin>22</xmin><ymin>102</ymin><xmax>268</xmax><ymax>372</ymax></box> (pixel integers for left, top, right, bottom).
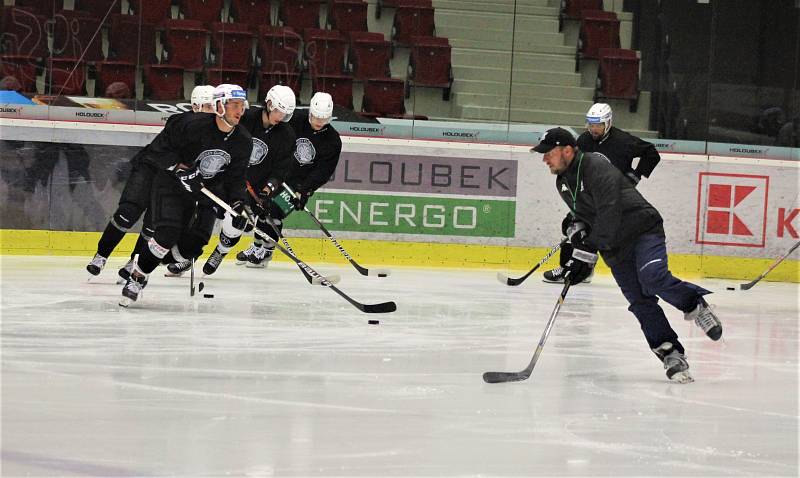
<box><xmin>542</xmin><ymin>266</ymin><xmax>593</xmax><ymax>284</ymax></box>
<box><xmin>119</xmin><ymin>272</ymin><xmax>148</xmax><ymax>307</ymax></box>
<box><xmin>117</xmin><ymin>259</ymin><xmax>132</xmax><ymax>283</ymax></box>
<box><xmin>202</xmin><ymin>249</ymin><xmax>226</xmax><ymax>275</ymax></box>
<box><xmin>653</xmin><ymin>342</ymin><xmax>693</xmax><ymax>384</ymax></box>
<box><xmin>684</xmin><ymin>298</ymin><xmax>723</xmax><ymax>341</ymax></box>
<box><xmin>236</xmin><ymin>244</ymin><xmax>273</xmax><ymax>268</ymax></box>
<box><xmin>165</xmin><ymin>260</ymin><xmax>192</xmax><ymax>277</ymax></box>
<box><xmin>86</xmin><ymin>254</ymin><xmax>107</xmax><ymax>278</ymax></box>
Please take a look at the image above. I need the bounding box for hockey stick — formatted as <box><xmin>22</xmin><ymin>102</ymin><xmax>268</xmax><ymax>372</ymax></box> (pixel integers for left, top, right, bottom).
<box><xmin>483</xmin><ymin>279</ymin><xmax>571</xmax><ymax>383</ymax></box>
<box><xmin>740</xmin><ymin>239</ymin><xmax>800</xmax><ymax>290</ymax></box>
<box><xmin>202</xmin><ymin>188</ymin><xmax>396</xmax><ymax>313</ymax></box>
<box><xmin>497</xmin><ymin>239</ymin><xmax>566</xmax><ymax>286</ymax></box>
<box><xmin>245</xmin><ymin>182</ymin><xmax>340</xmax><ymax>286</ymax></box>
<box><xmin>282</xmin><ymin>183</ymin><xmax>391</xmax><ymax>277</ymax></box>
<box><xmin>190</xmin><ymin>257</ymin><xmax>195</xmax><ymax>296</ymax></box>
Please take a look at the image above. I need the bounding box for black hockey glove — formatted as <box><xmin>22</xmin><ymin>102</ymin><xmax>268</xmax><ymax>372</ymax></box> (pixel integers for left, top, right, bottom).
<box><xmin>230</xmin><ymin>200</ymin><xmax>248</xmax><ymax>230</ymax></box>
<box><xmin>259</xmin><ymin>178</ymin><xmax>281</xmax><ymax>200</ymax></box>
<box><xmin>292</xmin><ymin>190</ymin><xmax>312</xmax><ymax>211</ymax></box>
<box><xmin>565</xmin><ymin>220</ymin><xmax>589</xmax><ymax>245</ymax></box>
<box><xmin>174</xmin><ymin>164</ymin><xmax>203</xmax><ymax>194</ymax></box>
<box><xmin>563</xmin><ymin>245</ymin><xmax>597</xmax><ymax>284</ymax></box>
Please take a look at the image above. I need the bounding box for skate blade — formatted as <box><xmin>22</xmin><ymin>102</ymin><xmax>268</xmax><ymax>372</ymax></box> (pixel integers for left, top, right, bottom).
<box><xmin>164</xmin><ymin>272</ymin><xmax>185</xmax><ymax>277</ymax></box>
<box><xmin>119</xmin><ymin>297</ymin><xmax>135</xmax><ymax>308</ymax></box>
<box><xmin>245</xmin><ymin>263</ymin><xmax>266</xmax><ymax>269</ymax></box>
<box><xmin>669</xmin><ymin>371</ymin><xmax>694</xmax><ymax>384</ymax></box>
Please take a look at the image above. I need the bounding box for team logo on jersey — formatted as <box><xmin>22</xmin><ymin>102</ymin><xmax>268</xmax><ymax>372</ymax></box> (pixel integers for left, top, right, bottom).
<box><xmin>250</xmin><ymin>138</ymin><xmax>269</xmax><ymax>166</ymax></box>
<box><xmin>196</xmin><ymin>149</ymin><xmax>231</xmax><ymax>179</ymax></box>
<box><xmin>294</xmin><ymin>138</ymin><xmax>316</xmax><ymax>165</ymax></box>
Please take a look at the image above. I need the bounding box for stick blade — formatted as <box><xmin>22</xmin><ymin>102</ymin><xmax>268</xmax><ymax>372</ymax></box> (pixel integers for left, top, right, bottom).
<box><xmin>482</xmin><ymin>371</ymin><xmax>530</xmax><ymax>384</ymax></box>
<box><xmin>361</xmin><ymin>301</ymin><xmax>397</xmax><ymax>314</ymax></box>
<box><xmin>739</xmin><ymin>282</ymin><xmax>756</xmax><ymax>290</ymax></box>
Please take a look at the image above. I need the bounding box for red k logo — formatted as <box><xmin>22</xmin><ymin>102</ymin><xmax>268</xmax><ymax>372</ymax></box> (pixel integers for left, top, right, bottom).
<box><xmin>696</xmin><ymin>173</ymin><xmax>769</xmax><ymax>247</ymax></box>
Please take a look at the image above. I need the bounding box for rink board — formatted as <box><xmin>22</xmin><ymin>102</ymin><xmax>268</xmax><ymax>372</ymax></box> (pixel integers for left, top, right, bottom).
<box><xmin>0</xmin><ymin>119</ymin><xmax>798</xmax><ymax>282</ymax></box>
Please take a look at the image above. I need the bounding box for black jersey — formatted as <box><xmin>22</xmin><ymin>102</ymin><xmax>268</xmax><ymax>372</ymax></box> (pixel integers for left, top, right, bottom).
<box><xmin>238</xmin><ymin>106</ymin><xmax>297</xmax><ymax>192</ymax></box>
<box><xmin>142</xmin><ymin>113</ymin><xmax>253</xmax><ymax>203</ymax></box>
<box><xmin>285</xmin><ymin>110</ymin><xmax>342</xmax><ymax>194</ymax></box>
<box><xmin>576</xmin><ymin>126</ymin><xmax>660</xmax><ymax>180</ymax></box>
<box><xmin>130</xmin><ymin>110</ymin><xmax>192</xmax><ymax>167</ymax></box>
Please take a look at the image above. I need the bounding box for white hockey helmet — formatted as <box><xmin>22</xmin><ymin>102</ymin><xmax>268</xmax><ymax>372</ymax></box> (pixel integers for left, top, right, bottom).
<box><xmin>213</xmin><ymin>83</ymin><xmax>249</xmax><ymax>116</ymax></box>
<box><xmin>190</xmin><ymin>85</ymin><xmax>215</xmax><ymax>111</ymax></box>
<box><xmin>309</xmin><ymin>92</ymin><xmax>334</xmax><ymax>120</ymax></box>
<box><xmin>586</xmin><ymin>102</ymin><xmax>613</xmax><ymax>131</ymax></box>
<box><xmin>265</xmin><ymin>84</ymin><xmax>296</xmax><ymax>122</ymax></box>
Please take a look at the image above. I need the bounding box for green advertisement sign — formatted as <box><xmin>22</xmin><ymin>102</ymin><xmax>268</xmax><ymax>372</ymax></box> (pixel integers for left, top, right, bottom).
<box><xmin>284</xmin><ymin>192</ymin><xmax>516</xmax><ymax>238</ymax></box>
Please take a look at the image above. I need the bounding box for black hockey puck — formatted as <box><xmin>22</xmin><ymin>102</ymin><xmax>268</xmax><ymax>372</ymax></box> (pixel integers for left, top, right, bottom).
<box><xmin>726</xmin><ymin>287</ymin><xmax>735</xmax><ymax>291</ymax></box>
<box><xmin>203</xmin><ymin>293</ymin><xmax>214</xmax><ymax>298</ymax></box>
<box><xmin>377</xmin><ymin>273</ymin><xmax>387</xmax><ymax>278</ymax></box>
<box><xmin>368</xmin><ymin>319</ymin><xmax>379</xmax><ymax>325</ymax></box>
<box><xmin>198</xmin><ymin>282</ymin><xmax>204</xmax><ymax>292</ymax></box>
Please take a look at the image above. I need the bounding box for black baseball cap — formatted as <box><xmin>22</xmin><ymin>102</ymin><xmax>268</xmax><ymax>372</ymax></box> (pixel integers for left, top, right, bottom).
<box><xmin>531</xmin><ymin>127</ymin><xmax>577</xmax><ymax>153</ymax></box>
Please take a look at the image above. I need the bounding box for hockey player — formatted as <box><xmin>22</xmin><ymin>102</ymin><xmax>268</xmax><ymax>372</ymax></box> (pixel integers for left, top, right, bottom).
<box><xmin>533</xmin><ymin>127</ymin><xmax>722</xmax><ymax>383</ymax></box>
<box><xmin>164</xmin><ymin>85</ymin><xmax>297</xmax><ymax>276</ymax></box>
<box><xmin>236</xmin><ymin>91</ymin><xmax>342</xmax><ymax>268</ymax></box>
<box><xmin>85</xmin><ymin>85</ymin><xmax>216</xmax><ymax>279</ymax></box>
<box><xmin>119</xmin><ymin>84</ymin><xmax>252</xmax><ymax>305</ymax></box>
<box><xmin>542</xmin><ymin>103</ymin><xmax>662</xmax><ymax>284</ymax></box>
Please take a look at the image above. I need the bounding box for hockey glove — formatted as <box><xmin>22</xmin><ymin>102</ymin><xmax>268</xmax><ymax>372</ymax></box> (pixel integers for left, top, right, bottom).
<box><xmin>259</xmin><ymin>178</ymin><xmax>281</xmax><ymax>200</ymax></box>
<box><xmin>565</xmin><ymin>220</ymin><xmax>589</xmax><ymax>245</ymax></box>
<box><xmin>230</xmin><ymin>200</ymin><xmax>248</xmax><ymax>230</ymax></box>
<box><xmin>292</xmin><ymin>190</ymin><xmax>312</xmax><ymax>211</ymax></box>
<box><xmin>563</xmin><ymin>245</ymin><xmax>597</xmax><ymax>284</ymax></box>
<box><xmin>174</xmin><ymin>164</ymin><xmax>203</xmax><ymax>194</ymax></box>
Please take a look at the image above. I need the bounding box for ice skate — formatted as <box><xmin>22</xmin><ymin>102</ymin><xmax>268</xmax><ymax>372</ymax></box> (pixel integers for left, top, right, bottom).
<box><xmin>117</xmin><ymin>259</ymin><xmax>133</xmax><ymax>283</ymax></box>
<box><xmin>236</xmin><ymin>244</ymin><xmax>273</xmax><ymax>268</ymax></box>
<box><xmin>542</xmin><ymin>266</ymin><xmax>593</xmax><ymax>284</ymax></box>
<box><xmin>684</xmin><ymin>298</ymin><xmax>723</xmax><ymax>341</ymax></box>
<box><xmin>86</xmin><ymin>254</ymin><xmax>107</xmax><ymax>278</ymax></box>
<box><xmin>119</xmin><ymin>272</ymin><xmax>148</xmax><ymax>307</ymax></box>
<box><xmin>165</xmin><ymin>259</ymin><xmax>192</xmax><ymax>277</ymax></box>
<box><xmin>653</xmin><ymin>342</ymin><xmax>693</xmax><ymax>384</ymax></box>
<box><xmin>236</xmin><ymin>243</ymin><xmax>261</xmax><ymax>265</ymax></box>
<box><xmin>203</xmin><ymin>248</ymin><xmax>226</xmax><ymax>275</ymax></box>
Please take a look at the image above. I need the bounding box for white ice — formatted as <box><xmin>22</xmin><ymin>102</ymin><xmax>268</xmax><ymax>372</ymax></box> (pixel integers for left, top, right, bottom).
<box><xmin>1</xmin><ymin>256</ymin><xmax>798</xmax><ymax>477</ymax></box>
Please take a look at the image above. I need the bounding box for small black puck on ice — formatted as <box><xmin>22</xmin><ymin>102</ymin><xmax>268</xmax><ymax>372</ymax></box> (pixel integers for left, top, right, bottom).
<box><xmin>203</xmin><ymin>293</ymin><xmax>214</xmax><ymax>298</ymax></box>
<box><xmin>377</xmin><ymin>273</ymin><xmax>387</xmax><ymax>278</ymax></box>
<box><xmin>726</xmin><ymin>287</ymin><xmax>735</xmax><ymax>291</ymax></box>
<box><xmin>198</xmin><ymin>282</ymin><xmax>204</xmax><ymax>292</ymax></box>
<box><xmin>368</xmin><ymin>319</ymin><xmax>379</xmax><ymax>325</ymax></box>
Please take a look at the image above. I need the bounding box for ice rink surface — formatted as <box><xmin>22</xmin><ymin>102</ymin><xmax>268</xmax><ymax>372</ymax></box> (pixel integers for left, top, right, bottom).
<box><xmin>1</xmin><ymin>255</ymin><xmax>798</xmax><ymax>477</ymax></box>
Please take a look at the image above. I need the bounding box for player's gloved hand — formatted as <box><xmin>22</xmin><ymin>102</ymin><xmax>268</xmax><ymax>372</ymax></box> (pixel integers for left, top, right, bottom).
<box><xmin>230</xmin><ymin>200</ymin><xmax>248</xmax><ymax>230</ymax></box>
<box><xmin>259</xmin><ymin>178</ymin><xmax>281</xmax><ymax>201</ymax></box>
<box><xmin>563</xmin><ymin>245</ymin><xmax>597</xmax><ymax>284</ymax></box>
<box><xmin>292</xmin><ymin>190</ymin><xmax>312</xmax><ymax>211</ymax></box>
<box><xmin>565</xmin><ymin>220</ymin><xmax>589</xmax><ymax>245</ymax></box>
<box><xmin>625</xmin><ymin>171</ymin><xmax>641</xmax><ymax>186</ymax></box>
<box><xmin>174</xmin><ymin>164</ymin><xmax>203</xmax><ymax>194</ymax></box>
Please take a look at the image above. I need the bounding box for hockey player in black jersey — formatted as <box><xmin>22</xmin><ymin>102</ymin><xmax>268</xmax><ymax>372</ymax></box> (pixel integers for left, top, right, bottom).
<box><xmin>119</xmin><ymin>84</ymin><xmax>253</xmax><ymax>305</ymax></box>
<box><xmin>236</xmin><ymin>91</ymin><xmax>342</xmax><ymax>268</ymax></box>
<box><xmin>192</xmin><ymin>84</ymin><xmax>298</xmax><ymax>275</ymax></box>
<box><xmin>85</xmin><ymin>85</ymin><xmax>216</xmax><ymax>280</ymax></box>
<box><xmin>534</xmin><ymin>127</ymin><xmax>721</xmax><ymax>383</ymax></box>
<box><xmin>543</xmin><ymin>103</ymin><xmax>662</xmax><ymax>284</ymax></box>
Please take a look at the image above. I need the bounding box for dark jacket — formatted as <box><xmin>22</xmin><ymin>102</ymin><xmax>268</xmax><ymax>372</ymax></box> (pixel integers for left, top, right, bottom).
<box><xmin>556</xmin><ymin>151</ymin><xmax>663</xmax><ymax>266</ymax></box>
<box><xmin>142</xmin><ymin>112</ymin><xmax>252</xmax><ymax>204</ymax></box>
<box><xmin>576</xmin><ymin>126</ymin><xmax>660</xmax><ymax>180</ymax></box>
<box><xmin>285</xmin><ymin>110</ymin><xmax>342</xmax><ymax>194</ymax></box>
<box><xmin>238</xmin><ymin>106</ymin><xmax>297</xmax><ymax>192</ymax></box>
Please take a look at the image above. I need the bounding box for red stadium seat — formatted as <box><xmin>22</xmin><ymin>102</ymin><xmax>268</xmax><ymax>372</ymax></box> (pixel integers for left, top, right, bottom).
<box><xmin>328</xmin><ymin>0</ymin><xmax>368</xmax><ymax>34</ymax></box>
<box><xmin>128</xmin><ymin>0</ymin><xmax>173</xmax><ymax>26</ymax></box>
<box><xmin>181</xmin><ymin>0</ymin><xmax>224</xmax><ymax>23</ymax></box>
<box><xmin>278</xmin><ymin>0</ymin><xmax>322</xmax><ymax>30</ymax></box>
<box><xmin>392</xmin><ymin>5</ymin><xmax>435</xmax><ymax>46</ymax></box>
<box><xmin>349</xmin><ymin>32</ymin><xmax>391</xmax><ymax>80</ymax></box>
<box><xmin>46</xmin><ymin>57</ymin><xmax>87</xmax><ymax>96</ymax></box>
<box><xmin>258</xmin><ymin>70</ymin><xmax>300</xmax><ymax>102</ymax></box>
<box><xmin>1</xmin><ymin>7</ymin><xmax>48</xmax><ymax>58</ymax></box>
<box><xmin>95</xmin><ymin>60</ymin><xmax>136</xmax><ymax>97</ymax></box>
<box><xmin>560</xmin><ymin>0</ymin><xmax>603</xmax><ymax>28</ymax></box>
<box><xmin>311</xmin><ymin>73</ymin><xmax>353</xmax><ymax>109</ymax></box>
<box><xmin>51</xmin><ymin>10</ymin><xmax>105</xmax><ymax>61</ymax></box>
<box><xmin>162</xmin><ymin>19</ymin><xmax>209</xmax><ymax>71</ymax></box>
<box><xmin>229</xmin><ymin>0</ymin><xmax>271</xmax><ymax>28</ymax></box>
<box><xmin>576</xmin><ymin>10</ymin><xmax>619</xmax><ymax>70</ymax></box>
<box><xmin>209</xmin><ymin>22</ymin><xmax>253</xmax><ymax>69</ymax></box>
<box><xmin>206</xmin><ymin>67</ymin><xmax>249</xmax><ymax>88</ymax></box>
<box><xmin>407</xmin><ymin>35</ymin><xmax>451</xmax><ymax>100</ymax></box>
<box><xmin>143</xmin><ymin>63</ymin><xmax>185</xmax><ymax>100</ymax></box>
<box><xmin>108</xmin><ymin>14</ymin><xmax>157</xmax><ymax>64</ymax></box>
<box><xmin>303</xmin><ymin>28</ymin><xmax>347</xmax><ymax>75</ymax></box>
<box><xmin>361</xmin><ymin>77</ymin><xmax>405</xmax><ymax>117</ymax></box>
<box><xmin>74</xmin><ymin>0</ymin><xmax>122</xmax><ymax>15</ymax></box>
<box><xmin>13</xmin><ymin>0</ymin><xmax>59</xmax><ymax>17</ymax></box>
<box><xmin>0</xmin><ymin>54</ymin><xmax>38</xmax><ymax>93</ymax></box>
<box><xmin>256</xmin><ymin>25</ymin><xmax>302</xmax><ymax>73</ymax></box>
<box><xmin>596</xmin><ymin>48</ymin><xmax>640</xmax><ymax>111</ymax></box>
<box><xmin>375</xmin><ymin>0</ymin><xmax>430</xmax><ymax>20</ymax></box>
